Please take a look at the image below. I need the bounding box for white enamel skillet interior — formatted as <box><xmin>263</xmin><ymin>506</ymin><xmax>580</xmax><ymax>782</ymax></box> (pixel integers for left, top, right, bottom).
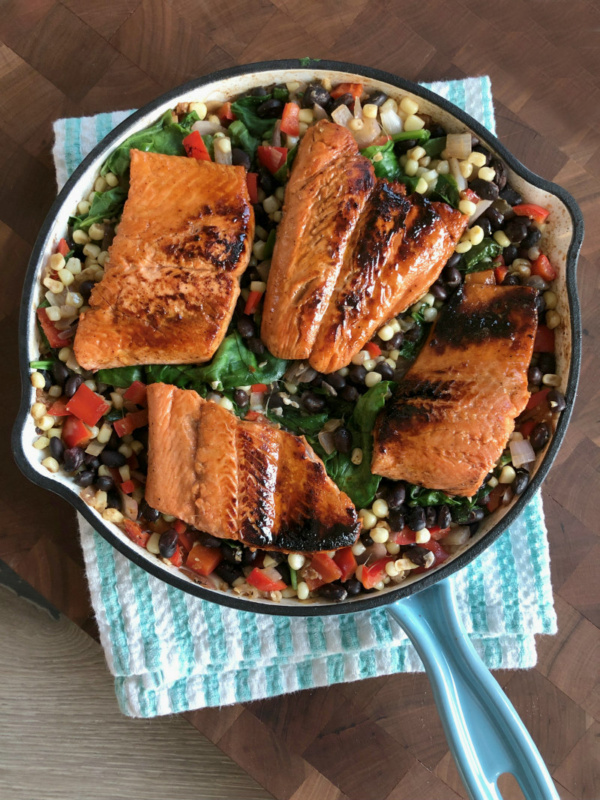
<box><xmin>13</xmin><ymin>59</ymin><xmax>583</xmax><ymax>617</ymax></box>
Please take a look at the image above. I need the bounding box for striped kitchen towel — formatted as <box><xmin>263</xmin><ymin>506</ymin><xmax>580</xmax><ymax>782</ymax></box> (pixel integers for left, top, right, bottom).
<box><xmin>54</xmin><ymin>76</ymin><xmax>557</xmax><ymax>718</ymax></box>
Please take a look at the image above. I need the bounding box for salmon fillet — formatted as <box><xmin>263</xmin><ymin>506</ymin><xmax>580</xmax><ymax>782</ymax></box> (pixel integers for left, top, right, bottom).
<box><xmin>372</xmin><ymin>284</ymin><xmax>538</xmax><ymax>497</ymax></box>
<box><xmin>145</xmin><ymin>384</ymin><xmax>360</xmax><ymax>552</ymax></box>
<box><xmin>74</xmin><ymin>149</ymin><xmax>253</xmax><ymax>370</ymax></box>
<box><xmin>261</xmin><ymin>120</ymin><xmax>376</xmax><ymax>361</ymax></box>
<box><xmin>261</xmin><ymin>120</ymin><xmax>467</xmax><ymax>373</ymax></box>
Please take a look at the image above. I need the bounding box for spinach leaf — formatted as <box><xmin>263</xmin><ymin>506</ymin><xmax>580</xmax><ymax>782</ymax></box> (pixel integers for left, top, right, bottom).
<box><xmin>268</xmin><ymin>407</ymin><xmax>329</xmax><ymax>436</ymax></box>
<box><xmin>263</xmin><ymin>228</ymin><xmax>277</xmax><ymax>259</ymax></box>
<box><xmin>407</xmin><ymin>483</ymin><xmax>489</xmax><ymax>523</ymax></box>
<box><xmin>202</xmin><ymin>133</ymin><xmax>215</xmax><ymax>160</ymax></box>
<box><xmin>105</xmin><ymin>407</ymin><xmax>125</xmax><ymax>422</ymax></box>
<box><xmin>96</xmin><ymin>366</ymin><xmax>144</xmax><ymax>388</ymax></box>
<box><xmin>144</xmin><ymin>364</ymin><xmax>197</xmax><ymax>388</ymax></box>
<box><xmin>274</xmin><ymin>144</ymin><xmax>298</xmax><ymax>183</ymax></box>
<box><xmin>461</xmin><ymin>238</ymin><xmax>501</xmax><ymax>273</ymax></box>
<box><xmin>230</xmin><ymin>96</ymin><xmax>276</xmax><ymax>139</ymax></box>
<box><xmin>101</xmin><ymin>109</ymin><xmax>199</xmax><ymax>177</ymax></box>
<box><xmin>361</xmin><ymin>139</ymin><xmax>401</xmax><ymax>181</ymax></box>
<box><xmin>430</xmin><ymin>174</ymin><xmax>460</xmax><ymax>209</ymax></box>
<box><xmin>392</xmin><ymin>129</ymin><xmax>431</xmax><ymax>144</ymax></box>
<box><xmin>299</xmin><ymin>57</ymin><xmax>321</xmax><ymax>67</ymax></box>
<box><xmin>273</xmin><ymin>86</ymin><xmax>289</xmax><ymax>102</ymax></box>
<box><xmin>71</xmin><ymin>186</ymin><xmax>127</xmax><ymax>231</ymax></box>
<box><xmin>228</xmin><ymin>120</ymin><xmax>259</xmax><ymax>160</ymax></box>
<box><xmin>187</xmin><ymin>332</ymin><xmax>287</xmax><ymax>390</ymax></box>
<box><xmin>397</xmin><ymin>311</ymin><xmax>427</xmax><ymax>362</ymax></box>
<box><xmin>424</xmin><ymin>136</ymin><xmax>446</xmax><ymax>157</ymax></box>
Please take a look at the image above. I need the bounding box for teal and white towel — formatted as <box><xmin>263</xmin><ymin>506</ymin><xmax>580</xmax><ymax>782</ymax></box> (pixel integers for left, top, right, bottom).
<box><xmin>53</xmin><ymin>76</ymin><xmax>556</xmax><ymax>718</ymax></box>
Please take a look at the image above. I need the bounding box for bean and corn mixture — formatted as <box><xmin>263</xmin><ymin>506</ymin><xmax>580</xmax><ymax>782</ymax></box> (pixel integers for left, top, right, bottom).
<box><xmin>30</xmin><ymin>78</ymin><xmax>566</xmax><ymax>603</ymax></box>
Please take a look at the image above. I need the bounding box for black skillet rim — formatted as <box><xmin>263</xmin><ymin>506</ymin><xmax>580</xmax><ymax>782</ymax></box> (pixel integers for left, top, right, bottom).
<box><xmin>12</xmin><ymin>58</ymin><xmax>584</xmax><ymax>617</ymax></box>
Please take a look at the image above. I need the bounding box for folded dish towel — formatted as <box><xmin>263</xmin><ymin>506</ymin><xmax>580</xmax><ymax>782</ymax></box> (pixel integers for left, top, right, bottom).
<box><xmin>53</xmin><ymin>76</ymin><xmax>557</xmax><ymax>718</ymax></box>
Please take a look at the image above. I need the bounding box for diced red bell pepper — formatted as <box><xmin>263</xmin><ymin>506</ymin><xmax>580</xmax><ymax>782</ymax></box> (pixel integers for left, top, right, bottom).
<box><xmin>429</xmin><ymin>526</ymin><xmax>451</xmax><ymax>541</ymax></box>
<box><xmin>361</xmin><ymin>557</ymin><xmax>395</xmax><ymax>589</ymax></box>
<box><xmin>526</xmin><ymin>387</ymin><xmax>550</xmax><ymax>410</ymax></box>
<box><xmin>494</xmin><ymin>265</ymin><xmax>508</xmax><ymax>284</ymax></box>
<box><xmin>251</xmin><ymin>383</ymin><xmax>267</xmax><ymax>393</ymax></box>
<box><xmin>364</xmin><ymin>341</ymin><xmax>381</xmax><ymax>358</ymax></box>
<box><xmin>169</xmin><ymin>547</ymin><xmax>184</xmax><ymax>567</ymax></box>
<box><xmin>186</xmin><ymin>543</ymin><xmax>223</xmax><ymax>576</ymax></box>
<box><xmin>257</xmin><ymin>145</ymin><xmax>287</xmax><ymax>175</ymax></box>
<box><xmin>245</xmin><ymin>410</ymin><xmax>264</xmax><ymax>422</ymax></box>
<box><xmin>66</xmin><ymin>383</ymin><xmax>110</xmax><ymax>427</ymax></box>
<box><xmin>113</xmin><ymin>409</ymin><xmax>149</xmax><ymax>438</ymax></box>
<box><xmin>246</xmin><ymin>172</ymin><xmax>259</xmax><ymax>204</ymax></box>
<box><xmin>57</xmin><ymin>238</ymin><xmax>70</xmax><ymax>256</ymax></box>
<box><xmin>123</xmin><ymin>380</ymin><xmax>147</xmax><ymax>406</ymax></box>
<box><xmin>534</xmin><ymin>325</ymin><xmax>555</xmax><ymax>353</ymax></box>
<box><xmin>280</xmin><ymin>102</ymin><xmax>300</xmax><ymax>136</ymax></box>
<box><xmin>177</xmin><ymin>529</ymin><xmax>196</xmax><ymax>554</ymax></box>
<box><xmin>47</xmin><ymin>399</ymin><xmax>70</xmax><ymax>417</ymax></box>
<box><xmin>247</xmin><ymin>567</ymin><xmax>287</xmax><ymax>593</ymax></box>
<box><xmin>244</xmin><ymin>290</ymin><xmax>263</xmax><ymax>315</ymax></box>
<box><xmin>333</xmin><ymin>547</ymin><xmax>357</xmax><ymax>581</ymax></box>
<box><xmin>173</xmin><ymin>519</ymin><xmax>187</xmax><ymax>535</ymax></box>
<box><xmin>462</xmin><ymin>187</ymin><xmax>480</xmax><ymax>203</ymax></box>
<box><xmin>486</xmin><ymin>485</ymin><xmax>506</xmax><ymax>513</ymax></box>
<box><xmin>36</xmin><ymin>307</ymin><xmax>70</xmax><ymax>349</ymax></box>
<box><xmin>420</xmin><ymin>540</ymin><xmax>449</xmax><ymax>566</ymax></box>
<box><xmin>218</xmin><ymin>101</ymin><xmax>236</xmax><ymax>122</ymax></box>
<box><xmin>303</xmin><ymin>553</ymin><xmax>343</xmax><ymax>591</ymax></box>
<box><xmin>519</xmin><ymin>419</ymin><xmax>537</xmax><ymax>439</ymax></box>
<box><xmin>391</xmin><ymin>526</ymin><xmax>416</xmax><ymax>545</ymax></box>
<box><xmin>531</xmin><ymin>254</ymin><xmax>556</xmax><ymax>282</ymax></box>
<box><xmin>512</xmin><ymin>204</ymin><xmax>550</xmax><ymax>223</ymax></box>
<box><xmin>123</xmin><ymin>519</ymin><xmax>150</xmax><ymax>548</ymax></box>
<box><xmin>330</xmin><ymin>82</ymin><xmax>363</xmax><ymax>100</ymax></box>
<box><xmin>182</xmin><ymin>130</ymin><xmax>211</xmax><ymax>161</ymax></box>
<box><xmin>62</xmin><ymin>415</ymin><xmax>92</xmax><ymax>449</ymax></box>
<box><xmin>120</xmin><ymin>479</ymin><xmax>135</xmax><ymax>495</ymax></box>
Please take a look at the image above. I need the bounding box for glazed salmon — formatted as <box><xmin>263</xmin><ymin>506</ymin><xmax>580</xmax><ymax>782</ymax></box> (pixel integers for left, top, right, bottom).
<box><xmin>261</xmin><ymin>120</ymin><xmax>467</xmax><ymax>373</ymax></box>
<box><xmin>261</xmin><ymin>120</ymin><xmax>376</xmax><ymax>361</ymax></box>
<box><xmin>372</xmin><ymin>284</ymin><xmax>538</xmax><ymax>497</ymax></box>
<box><xmin>74</xmin><ymin>149</ymin><xmax>253</xmax><ymax>370</ymax></box>
<box><xmin>145</xmin><ymin>383</ymin><xmax>360</xmax><ymax>552</ymax></box>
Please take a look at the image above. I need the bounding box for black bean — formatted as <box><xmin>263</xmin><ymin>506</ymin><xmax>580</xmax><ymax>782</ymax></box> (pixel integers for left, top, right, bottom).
<box><xmin>49</xmin><ymin>436</ymin><xmax>65</xmax><ymax>462</ymax></box>
<box><xmin>491</xmin><ymin>158</ymin><xmax>508</xmax><ymax>191</ymax></box>
<box><xmin>95</xmin><ymin>475</ymin><xmax>115</xmax><ymax>492</ymax></box>
<box><xmin>64</xmin><ymin>374</ymin><xmax>83</xmax><ymax>399</ymax></box>
<box><xmin>428</xmin><ymin>123</ymin><xmax>446</xmax><ymax>138</ymax></box>
<box><xmin>326</xmin><ymin>372</ymin><xmax>346</xmax><ymax>391</ymax></box>
<box><xmin>484</xmin><ymin>207</ymin><xmax>504</xmax><ymax>230</ymax></box>
<box><xmin>221</xmin><ymin>543</ymin><xmax>243</xmax><ymax>564</ymax></box>
<box><xmin>385</xmin><ymin>331</ymin><xmax>404</xmax><ymax>350</ymax></box>
<box><xmin>361</xmin><ymin>532</ymin><xmax>374</xmax><ymax>547</ymax></box>
<box><xmin>248</xmin><ymin>337</ymin><xmax>265</xmax><ymax>355</ymax></box>
<box><xmin>233</xmin><ymin>389</ymin><xmax>249</xmax><ymax>408</ymax></box>
<box><xmin>348</xmin><ymin>364</ymin><xmax>367</xmax><ymax>384</ymax></box>
<box><xmin>140</xmin><ymin>500</ymin><xmax>160</xmax><ymax>523</ymax></box>
<box><xmin>276</xmin><ymin>562</ymin><xmax>291</xmax><ymax>585</ymax></box>
<box><xmin>257</xmin><ymin>98</ymin><xmax>283</xmax><ymax>118</ymax></box>
<box><xmin>503</xmin><ymin>245</ymin><xmax>518</xmax><ymax>265</ymax></box>
<box><xmin>106</xmin><ymin>490</ymin><xmax>121</xmax><ymax>509</ymax></box>
<box><xmin>394</xmin><ymin>138</ymin><xmax>417</xmax><ymax>156</ymax></box>
<box><xmin>63</xmin><ymin>446</ymin><xmax>84</xmax><ymax>472</ymax></box>
<box><xmin>100</xmin><ymin>449</ymin><xmax>126</xmax><ymax>468</ymax></box>
<box><xmin>237</xmin><ymin>316</ymin><xmax>255</xmax><ymax>338</ymax></box>
<box><xmin>242</xmin><ymin>548</ymin><xmax>259</xmax><ymax>566</ymax></box>
<box><xmin>258</xmin><ymin>169</ymin><xmax>277</xmax><ymax>196</ymax></box>
<box><xmin>437</xmin><ymin>504</ymin><xmax>452</xmax><ymax>529</ymax></box>
<box><xmin>52</xmin><ymin>361</ymin><xmax>70</xmax><ymax>386</ymax></box>
<box><xmin>499</xmin><ymin>186</ymin><xmax>522</xmax><ymax>206</ymax></box>
<box><xmin>250</xmin><ymin>86</ymin><xmax>269</xmax><ymax>97</ymax></box>
<box><xmin>528</xmin><ymin>366</ymin><xmax>543</xmax><ymax>385</ymax></box>
<box><xmin>479</xmin><ymin>217</ymin><xmax>492</xmax><ymax>238</ymax></box>
<box><xmin>331</xmin><ymin>93</ymin><xmax>353</xmax><ymax>110</ymax></box>
<box><xmin>318</xmin><ymin>582</ymin><xmax>348</xmax><ymax>602</ymax></box>
<box><xmin>344</xmin><ymin>578</ymin><xmax>362</xmax><ymax>596</ymax></box>
<box><xmin>404</xmin><ymin>325</ymin><xmax>422</xmax><ymax>343</ymax></box>
<box><xmin>303</xmin><ymin>83</ymin><xmax>331</xmax><ymax>108</ymax></box>
<box><xmin>386</xmin><ymin>482</ymin><xmax>406</xmax><ymax>510</ymax></box>
<box><xmin>333</xmin><ymin>427</ymin><xmax>352</xmax><ymax>454</ymax></box>
<box><xmin>79</xmin><ymin>280</ymin><xmax>95</xmax><ymax>301</ymax></box>
<box><xmin>502</xmin><ymin>273</ymin><xmax>521</xmax><ymax>286</ymax></box>
<box><xmin>465</xmin><ymin>507</ymin><xmax>484</xmax><ymax>524</ymax></box>
<box><xmin>198</xmin><ymin>531</ymin><xmax>222</xmax><ymax>548</ymax></box>
<box><xmin>534</xmin><ymin>293</ymin><xmax>546</xmax><ymax>316</ymax></box>
<box><xmin>388</xmin><ymin>509</ymin><xmax>406</xmax><ymax>532</ymax></box>
<box><xmin>429</xmin><ymin>282</ymin><xmax>448</xmax><ymax>302</ymax></box>
<box><xmin>159</xmin><ymin>529</ymin><xmax>179</xmax><ymax>558</ymax></box>
<box><xmin>39</xmin><ymin>369</ymin><xmax>53</xmax><ymax>392</ymax></box>
<box><xmin>530</xmin><ymin>422</ymin><xmax>551</xmax><ymax>451</ymax></box>
<box><xmin>407</xmin><ymin>506</ymin><xmax>426</xmax><ymax>532</ymax></box>
<box><xmin>547</xmin><ymin>389</ymin><xmax>566</xmax><ymax>412</ymax></box>
<box><xmin>269</xmin><ymin>393</ymin><xmax>285</xmax><ymax>410</ymax></box>
<box><xmin>504</xmin><ymin>218</ymin><xmax>529</xmax><ymax>244</ymax></box>
<box><xmin>469</xmin><ymin>522</ymin><xmax>481</xmax><ymax>536</ymax></box>
<box><xmin>403</xmin><ymin>545</ymin><xmax>430</xmax><ymax>567</ymax></box>
<box><xmin>375</xmin><ymin>362</ymin><xmax>395</xmax><ymax>380</ymax></box>
<box><xmin>513</xmin><ymin>470</ymin><xmax>529</xmax><ymax>496</ymax></box>
<box><xmin>538</xmin><ymin>353</ymin><xmax>556</xmax><ymax>374</ymax></box>
<box><xmin>445</xmin><ymin>252</ymin><xmax>462</xmax><ymax>270</ymax></box>
<box><xmin>302</xmin><ymin>392</ymin><xmax>325</xmax><ymax>413</ymax></box>
<box><xmin>367</xmin><ymin>90</ymin><xmax>388</xmax><ymax>107</ymax></box>
<box><xmin>442</xmin><ymin>265</ymin><xmax>462</xmax><ymax>288</ymax></box>
<box><xmin>469</xmin><ymin>177</ymin><xmax>499</xmax><ymax>201</ymax></box>
<box><xmin>231</xmin><ymin>148</ymin><xmax>251</xmax><ymax>170</ymax></box>
<box><xmin>107</xmin><ymin>430</ymin><xmax>120</xmax><ymax>451</ymax></box>
<box><xmin>425</xmin><ymin>506</ymin><xmax>437</xmax><ymax>528</ymax></box>
<box><xmin>76</xmin><ymin>470</ymin><xmax>95</xmax><ymax>488</ymax></box>
<box><xmin>521</xmin><ymin>228</ymin><xmax>541</xmax><ymax>249</ymax></box>
<box><xmin>215</xmin><ymin>562</ymin><xmax>244</xmax><ymax>585</ymax></box>
<box><xmin>341</xmin><ymin>384</ymin><xmax>359</xmax><ymax>402</ymax></box>
<box><xmin>84</xmin><ymin>453</ymin><xmax>100</xmax><ymax>469</ymax></box>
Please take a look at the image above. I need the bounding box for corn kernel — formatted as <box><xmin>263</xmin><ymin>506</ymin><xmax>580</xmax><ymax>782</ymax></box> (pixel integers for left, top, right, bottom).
<box><xmin>72</xmin><ymin>229</ymin><xmax>90</xmax><ymax>245</ymax></box>
<box><xmin>436</xmin><ymin>160</ymin><xmax>450</xmax><ymax>175</ymax></box>
<box><xmin>385</xmin><ymin>561</ymin><xmax>399</xmax><ymax>577</ymax></box>
<box><xmin>77</xmin><ymin>200</ymin><xmax>91</xmax><ymax>215</ymax></box>
<box><xmin>546</xmin><ymin>310</ymin><xmax>561</xmax><ymax>329</ymax></box>
<box><xmin>58</xmin><ymin>268</ymin><xmax>74</xmax><ymax>287</ymax></box>
<box><xmin>38</xmin><ymin>415</ymin><xmax>55</xmax><ymax>431</ymax></box>
<box><xmin>88</xmin><ymin>222</ymin><xmax>105</xmax><ymax>241</ymax></box>
<box><xmin>386</xmin><ymin>542</ymin><xmax>401</xmax><ymax>555</ymax></box>
<box><xmin>400</xmin><ymin>97</ymin><xmax>419</xmax><ymax>116</ymax></box>
<box><xmin>459</xmin><ymin>161</ymin><xmax>474</xmax><ymax>179</ymax></box>
<box><xmin>58</xmin><ymin>347</ymin><xmax>72</xmax><ymax>362</ymax></box>
<box><xmin>423</xmin><ymin>307</ymin><xmax>438</xmax><ymax>323</ymax></box>
<box><xmin>469</xmin><ymin>225</ymin><xmax>484</xmax><ymax>246</ymax></box>
<box><xmin>83</xmin><ymin>242</ymin><xmax>101</xmax><ymax>258</ymax></box>
<box><xmin>543</xmin><ymin>290</ymin><xmax>558</xmax><ymax>310</ymax></box>
<box><xmin>297</xmin><ymin>581</ymin><xmax>309</xmax><ymax>600</ymax></box>
<box><xmin>50</xmin><ymin>253</ymin><xmax>65</xmax><ymax>272</ymax></box>
<box><xmin>299</xmin><ymin>108</ymin><xmax>314</xmax><ymax>123</ymax></box>
<box><xmin>351</xmin><ymin>447</ymin><xmax>363</xmax><ymax>465</ymax></box>
<box><xmin>378</xmin><ymin>324</ymin><xmax>394</xmax><ymax>342</ymax></box>
<box><xmin>408</xmin><ymin>146</ymin><xmax>426</xmax><ymax>161</ymax></box>
<box><xmin>404</xmin><ymin>115</ymin><xmax>425</xmax><ymax>131</ymax></box>
<box><xmin>42</xmin><ymin>456</ymin><xmax>60</xmax><ymax>473</ymax></box>
<box><xmin>371</xmin><ymin>527</ymin><xmax>389</xmax><ymax>544</ymax></box>
<box><xmin>288</xmin><ymin>553</ymin><xmax>305</xmax><ymax>571</ymax></box>
<box><xmin>455</xmin><ymin>241</ymin><xmax>472</xmax><ymax>254</ymax></box>
<box><xmin>381</xmin><ymin>97</ymin><xmax>398</xmax><ymax>113</ymax></box>
<box><xmin>263</xmin><ymin>195</ymin><xmax>279</xmax><ymax>214</ymax></box>
<box><xmin>43</xmin><ymin>276</ymin><xmax>64</xmax><ymax>294</ymax></box>
<box><xmin>104</xmin><ymin>171</ymin><xmax>119</xmax><ymax>187</ymax></box>
<box><xmin>468</xmin><ymin>151</ymin><xmax>487</xmax><ymax>167</ymax></box>
<box><xmin>415</xmin><ymin>528</ymin><xmax>431</xmax><ymax>544</ymax></box>
<box><xmin>352</xmin><ymin>541</ymin><xmax>366</xmax><ymax>557</ymax></box>
<box><xmin>493</xmin><ymin>231</ymin><xmax>511</xmax><ymax>248</ymax></box>
<box><xmin>219</xmin><ymin>396</ymin><xmax>234</xmax><ymax>411</ymax></box>
<box><xmin>359</xmin><ymin>509</ymin><xmax>377</xmax><ymax>529</ymax></box>
<box><xmin>349</xmin><ymin>118</ymin><xmax>364</xmax><ymax>132</ymax></box>
<box><xmin>189</xmin><ymin>101</ymin><xmax>207</xmax><ymax>120</ymax></box>
<box><xmin>48</xmin><ymin>385</ymin><xmax>62</xmax><ymax>398</ymax></box>
<box><xmin>33</xmin><ymin>435</ymin><xmax>50</xmax><ymax>450</ymax></box>
<box><xmin>147</xmin><ymin>532</ymin><xmax>161</xmax><ymax>554</ymax></box>
<box><xmin>478</xmin><ymin>166</ymin><xmax>496</xmax><ymax>182</ymax></box>
<box><xmin>415</xmin><ymin>177</ymin><xmax>428</xmax><ymax>194</ymax></box>
<box><xmin>30</xmin><ymin>371</ymin><xmax>46</xmax><ymax>390</ymax></box>
<box><xmin>459</xmin><ymin>199</ymin><xmax>477</xmax><ymax>216</ymax></box>
<box><xmin>67</xmin><ymin>257</ymin><xmax>82</xmax><ymax>275</ymax></box>
<box><xmin>372</xmin><ymin>498</ymin><xmax>389</xmax><ymax>518</ymax></box>
<box><xmin>542</xmin><ymin>373</ymin><xmax>561</xmax><ymax>387</ymax></box>
<box><xmin>499</xmin><ymin>465</ymin><xmax>516</xmax><ymax>484</ymax></box>
<box><xmin>103</xmin><ymin>508</ymin><xmax>124</xmax><ymax>524</ymax></box>
<box><xmin>365</xmin><ymin>371</ymin><xmax>382</xmax><ymax>388</ymax></box>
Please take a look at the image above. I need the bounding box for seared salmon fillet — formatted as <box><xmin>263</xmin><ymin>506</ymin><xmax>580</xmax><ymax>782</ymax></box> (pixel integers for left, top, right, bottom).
<box><xmin>310</xmin><ymin>184</ymin><xmax>468</xmax><ymax>373</ymax></box>
<box><xmin>145</xmin><ymin>384</ymin><xmax>360</xmax><ymax>552</ymax></box>
<box><xmin>261</xmin><ymin>120</ymin><xmax>376</xmax><ymax>361</ymax></box>
<box><xmin>372</xmin><ymin>284</ymin><xmax>538</xmax><ymax>497</ymax></box>
<box><xmin>261</xmin><ymin>120</ymin><xmax>467</xmax><ymax>373</ymax></box>
<box><xmin>74</xmin><ymin>149</ymin><xmax>253</xmax><ymax>370</ymax></box>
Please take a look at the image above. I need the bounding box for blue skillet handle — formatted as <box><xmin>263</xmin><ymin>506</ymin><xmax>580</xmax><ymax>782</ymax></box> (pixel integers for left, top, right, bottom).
<box><xmin>387</xmin><ymin>578</ymin><xmax>558</xmax><ymax>800</ymax></box>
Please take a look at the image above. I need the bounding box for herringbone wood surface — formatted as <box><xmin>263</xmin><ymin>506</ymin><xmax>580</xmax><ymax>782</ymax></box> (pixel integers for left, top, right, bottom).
<box><xmin>2</xmin><ymin>1</ymin><xmax>599</xmax><ymax>798</ymax></box>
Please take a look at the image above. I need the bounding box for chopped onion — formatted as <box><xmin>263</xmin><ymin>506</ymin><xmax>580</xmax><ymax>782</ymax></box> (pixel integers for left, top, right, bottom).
<box><xmin>331</xmin><ymin>104</ymin><xmax>353</xmax><ymax>128</ymax></box>
<box><xmin>256</xmin><ymin>260</ymin><xmax>271</xmax><ymax>281</ymax></box>
<box><xmin>380</xmin><ymin>107</ymin><xmax>403</xmax><ymax>136</ymax></box>
<box><xmin>213</xmin><ymin>137</ymin><xmax>232</xmax><ymax>165</ymax></box>
<box><xmin>284</xmin><ymin>361</ymin><xmax>315</xmax><ymax>383</ymax></box>
<box><xmin>443</xmin><ymin>526</ymin><xmax>470</xmax><ymax>546</ymax></box>
<box><xmin>365</xmin><ymin>543</ymin><xmax>388</xmax><ymax>561</ymax></box>
<box><xmin>192</xmin><ymin>119</ymin><xmax>226</xmax><ymax>135</ymax></box>
<box><xmin>313</xmin><ymin>103</ymin><xmax>328</xmax><ymax>120</ymax></box>
<box><xmin>351</xmin><ymin>117</ymin><xmax>381</xmax><ymax>148</ymax></box>
<box><xmin>80</xmin><ymin>486</ymin><xmax>96</xmax><ymax>505</ymax></box>
<box><xmin>354</xmin><ymin>96</ymin><xmax>362</xmax><ymax>119</ymax></box>
<box><xmin>285</xmin><ymin>134</ymin><xmax>299</xmax><ymax>148</ymax></box>
<box><xmin>318</xmin><ymin>430</ymin><xmax>336</xmax><ymax>455</ymax></box>
<box><xmin>445</xmin><ymin>132</ymin><xmax>472</xmax><ymax>160</ymax></box>
<box><xmin>469</xmin><ymin>198</ymin><xmax>493</xmax><ymax>223</ymax></box>
<box><xmin>250</xmin><ymin>392</ymin><xmax>264</xmax><ymax>410</ymax></box>
<box><xmin>449</xmin><ymin>157</ymin><xmax>467</xmax><ymax>191</ymax></box>
<box><xmin>271</xmin><ymin>119</ymin><xmax>282</xmax><ymax>147</ymax></box>
<box><xmin>120</xmin><ymin>492</ymin><xmax>138</xmax><ymax>521</ymax></box>
<box><xmin>509</xmin><ymin>437</ymin><xmax>536</xmax><ymax>468</ymax></box>
<box><xmin>321</xmin><ymin>381</ymin><xmax>338</xmax><ymax>397</ymax></box>
<box><xmin>45</xmin><ymin>290</ymin><xmax>63</xmax><ymax>306</ymax></box>
<box><xmin>263</xmin><ymin>566</ymin><xmax>283</xmax><ymax>584</ymax></box>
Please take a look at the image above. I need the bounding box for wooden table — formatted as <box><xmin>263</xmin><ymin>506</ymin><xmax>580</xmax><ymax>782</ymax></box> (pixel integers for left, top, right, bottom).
<box><xmin>2</xmin><ymin>2</ymin><xmax>599</xmax><ymax>798</ymax></box>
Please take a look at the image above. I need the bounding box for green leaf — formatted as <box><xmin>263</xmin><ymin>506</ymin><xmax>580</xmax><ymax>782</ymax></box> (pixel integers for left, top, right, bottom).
<box><xmin>268</xmin><ymin>407</ymin><xmax>329</xmax><ymax>436</ymax></box>
<box><xmin>144</xmin><ymin>364</ymin><xmax>196</xmax><ymax>388</ymax></box>
<box><xmin>392</xmin><ymin>129</ymin><xmax>431</xmax><ymax>144</ymax></box>
<box><xmin>228</xmin><ymin>120</ymin><xmax>259</xmax><ymax>160</ymax></box>
<box><xmin>274</xmin><ymin>144</ymin><xmax>298</xmax><ymax>183</ymax></box>
<box><xmin>290</xmin><ymin>566</ymin><xmax>298</xmax><ymax>589</ymax></box>
<box><xmin>29</xmin><ymin>359</ymin><xmax>54</xmax><ymax>369</ymax></box>
<box><xmin>397</xmin><ymin>314</ymin><xmax>427</xmax><ymax>362</ymax></box>
<box><xmin>361</xmin><ymin>139</ymin><xmax>401</xmax><ymax>181</ymax></box>
<box><xmin>230</xmin><ymin>96</ymin><xmax>276</xmax><ymax>139</ymax></box>
<box><xmin>105</xmin><ymin>407</ymin><xmax>125</xmax><ymax>422</ymax></box>
<box><xmin>299</xmin><ymin>57</ymin><xmax>321</xmax><ymax>67</ymax></box>
<box><xmin>96</xmin><ymin>366</ymin><xmax>144</xmax><ymax>388</ymax></box>
<box><xmin>424</xmin><ymin>136</ymin><xmax>446</xmax><ymax>157</ymax></box>
<box><xmin>72</xmin><ymin>186</ymin><xmax>127</xmax><ymax>231</ymax></box>
<box><xmin>187</xmin><ymin>332</ymin><xmax>287</xmax><ymax>390</ymax></box>
<box><xmin>263</xmin><ymin>228</ymin><xmax>277</xmax><ymax>259</ymax></box>
<box><xmin>430</xmin><ymin>174</ymin><xmax>460</xmax><ymax>209</ymax></box>
<box><xmin>461</xmin><ymin>238</ymin><xmax>501</xmax><ymax>273</ymax></box>
<box><xmin>273</xmin><ymin>86</ymin><xmax>289</xmax><ymax>102</ymax></box>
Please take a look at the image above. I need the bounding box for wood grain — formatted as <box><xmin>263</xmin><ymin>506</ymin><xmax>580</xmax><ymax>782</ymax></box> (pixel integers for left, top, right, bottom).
<box><xmin>1</xmin><ymin>0</ymin><xmax>599</xmax><ymax>797</ymax></box>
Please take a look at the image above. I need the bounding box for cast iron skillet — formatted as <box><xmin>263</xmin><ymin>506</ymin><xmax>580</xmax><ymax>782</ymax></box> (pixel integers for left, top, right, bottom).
<box><xmin>13</xmin><ymin>60</ymin><xmax>583</xmax><ymax>799</ymax></box>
